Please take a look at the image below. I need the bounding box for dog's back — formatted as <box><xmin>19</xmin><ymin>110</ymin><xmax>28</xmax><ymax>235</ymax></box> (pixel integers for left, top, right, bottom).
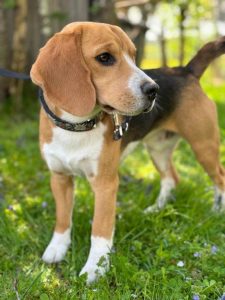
<box><xmin>122</xmin><ymin>36</ymin><xmax>225</xmax><ymax>146</ymax></box>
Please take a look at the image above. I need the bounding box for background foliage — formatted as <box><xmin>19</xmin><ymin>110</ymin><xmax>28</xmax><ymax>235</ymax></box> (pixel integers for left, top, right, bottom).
<box><xmin>0</xmin><ymin>0</ymin><xmax>225</xmax><ymax>299</ymax></box>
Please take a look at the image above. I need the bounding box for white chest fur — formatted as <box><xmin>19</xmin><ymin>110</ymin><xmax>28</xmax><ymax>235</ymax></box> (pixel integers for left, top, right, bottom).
<box><xmin>43</xmin><ymin>122</ymin><xmax>106</xmax><ymax>177</ymax></box>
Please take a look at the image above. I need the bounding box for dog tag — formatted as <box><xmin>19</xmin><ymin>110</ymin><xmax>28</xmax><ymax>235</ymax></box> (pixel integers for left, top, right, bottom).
<box><xmin>113</xmin><ymin>125</ymin><xmax>123</xmax><ymax>140</ymax></box>
<box><xmin>113</xmin><ymin>113</ymin><xmax>123</xmax><ymax>140</ymax></box>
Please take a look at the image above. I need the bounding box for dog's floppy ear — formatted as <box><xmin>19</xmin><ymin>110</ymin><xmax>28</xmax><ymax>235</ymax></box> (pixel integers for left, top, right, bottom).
<box><xmin>31</xmin><ymin>29</ymin><xmax>96</xmax><ymax>117</ymax></box>
<box><xmin>109</xmin><ymin>24</ymin><xmax>136</xmax><ymax>58</ymax></box>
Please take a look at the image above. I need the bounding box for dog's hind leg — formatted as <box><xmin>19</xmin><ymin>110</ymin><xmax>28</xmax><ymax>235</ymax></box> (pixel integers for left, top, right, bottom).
<box><xmin>184</xmin><ymin>136</ymin><xmax>225</xmax><ymax>211</ymax></box>
<box><xmin>42</xmin><ymin>172</ymin><xmax>74</xmax><ymax>263</ymax></box>
<box><xmin>185</xmin><ymin>140</ymin><xmax>225</xmax><ymax>211</ymax></box>
<box><xmin>144</xmin><ymin>130</ymin><xmax>180</xmax><ymax>212</ymax></box>
<box><xmin>176</xmin><ymin>94</ymin><xmax>225</xmax><ymax>211</ymax></box>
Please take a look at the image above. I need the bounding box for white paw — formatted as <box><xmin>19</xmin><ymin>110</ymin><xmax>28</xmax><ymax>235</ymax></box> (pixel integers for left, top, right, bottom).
<box><xmin>144</xmin><ymin>203</ymin><xmax>159</xmax><ymax>213</ymax></box>
<box><xmin>79</xmin><ymin>255</ymin><xmax>109</xmax><ymax>284</ymax></box>
<box><xmin>145</xmin><ymin>178</ymin><xmax>176</xmax><ymax>213</ymax></box>
<box><xmin>213</xmin><ymin>187</ymin><xmax>225</xmax><ymax>212</ymax></box>
<box><xmin>42</xmin><ymin>243</ymin><xmax>69</xmax><ymax>263</ymax></box>
<box><xmin>144</xmin><ymin>194</ymin><xmax>170</xmax><ymax>213</ymax></box>
<box><xmin>42</xmin><ymin>229</ymin><xmax>71</xmax><ymax>263</ymax></box>
<box><xmin>79</xmin><ymin>236</ymin><xmax>112</xmax><ymax>284</ymax></box>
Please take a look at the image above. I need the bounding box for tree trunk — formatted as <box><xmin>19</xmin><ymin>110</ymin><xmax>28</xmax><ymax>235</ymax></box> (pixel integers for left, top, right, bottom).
<box><xmin>0</xmin><ymin>2</ymin><xmax>7</xmax><ymax>102</ymax></box>
<box><xmin>0</xmin><ymin>2</ymin><xmax>17</xmax><ymax>102</ymax></box>
<box><xmin>133</xmin><ymin>27</ymin><xmax>147</xmax><ymax>67</ymax></box>
<box><xmin>2</xmin><ymin>3</ymin><xmax>16</xmax><ymax>70</ymax></box>
<box><xmin>89</xmin><ymin>0</ymin><xmax>117</xmax><ymax>24</ymax></box>
<box><xmin>68</xmin><ymin>0</ymin><xmax>89</xmax><ymax>21</ymax></box>
<box><xmin>26</xmin><ymin>0</ymin><xmax>43</xmax><ymax>71</ymax></box>
<box><xmin>159</xmin><ymin>26</ymin><xmax>167</xmax><ymax>67</ymax></box>
<box><xmin>178</xmin><ymin>5</ymin><xmax>187</xmax><ymax>66</ymax></box>
<box><xmin>133</xmin><ymin>6</ymin><xmax>149</xmax><ymax>67</ymax></box>
<box><xmin>46</xmin><ymin>0</ymin><xmax>89</xmax><ymax>36</ymax></box>
<box><xmin>10</xmin><ymin>0</ymin><xmax>28</xmax><ymax>107</ymax></box>
<box><xmin>47</xmin><ymin>0</ymin><xmax>67</xmax><ymax>33</ymax></box>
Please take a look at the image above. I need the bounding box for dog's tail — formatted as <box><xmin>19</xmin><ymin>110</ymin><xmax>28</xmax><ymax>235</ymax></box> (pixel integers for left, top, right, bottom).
<box><xmin>185</xmin><ymin>36</ymin><xmax>225</xmax><ymax>79</ymax></box>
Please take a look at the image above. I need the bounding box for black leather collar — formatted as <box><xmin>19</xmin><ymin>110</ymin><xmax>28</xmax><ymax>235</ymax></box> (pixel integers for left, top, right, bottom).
<box><xmin>38</xmin><ymin>89</ymin><xmax>103</xmax><ymax>132</ymax></box>
<box><xmin>38</xmin><ymin>89</ymin><xmax>131</xmax><ymax>139</ymax></box>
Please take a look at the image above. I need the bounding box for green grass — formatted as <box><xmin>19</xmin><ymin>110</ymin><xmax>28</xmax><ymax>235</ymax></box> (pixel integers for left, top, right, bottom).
<box><xmin>0</xmin><ymin>78</ymin><xmax>225</xmax><ymax>299</ymax></box>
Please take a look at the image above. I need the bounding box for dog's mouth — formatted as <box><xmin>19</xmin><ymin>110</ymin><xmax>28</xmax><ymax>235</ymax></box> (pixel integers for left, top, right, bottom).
<box><xmin>102</xmin><ymin>105</ymin><xmax>139</xmax><ymax>116</ymax></box>
<box><xmin>101</xmin><ymin>98</ymin><xmax>156</xmax><ymax>116</ymax></box>
<box><xmin>101</xmin><ymin>105</ymin><xmax>115</xmax><ymax>114</ymax></box>
<box><xmin>143</xmin><ymin>98</ymin><xmax>156</xmax><ymax>114</ymax></box>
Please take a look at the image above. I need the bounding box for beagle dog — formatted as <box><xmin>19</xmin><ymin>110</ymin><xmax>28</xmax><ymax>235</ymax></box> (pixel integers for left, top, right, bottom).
<box><xmin>31</xmin><ymin>21</ymin><xmax>225</xmax><ymax>283</ymax></box>
<box><xmin>31</xmin><ymin>22</ymin><xmax>158</xmax><ymax>283</ymax></box>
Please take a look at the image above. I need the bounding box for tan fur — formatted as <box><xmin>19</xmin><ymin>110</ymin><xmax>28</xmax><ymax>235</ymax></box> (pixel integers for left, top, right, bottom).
<box><xmin>51</xmin><ymin>172</ymin><xmax>74</xmax><ymax>233</ymax></box>
<box><xmin>39</xmin><ymin>108</ymin><xmax>54</xmax><ymax>153</ymax></box>
<box><xmin>31</xmin><ymin>25</ymin><xmax>96</xmax><ymax>117</ymax></box>
<box><xmin>156</xmin><ymin>82</ymin><xmax>225</xmax><ymax>190</ymax></box>
<box><xmin>88</xmin><ymin>116</ymin><xmax>121</xmax><ymax>238</ymax></box>
<box><xmin>80</xmin><ymin>24</ymin><xmax>137</xmax><ymax>113</ymax></box>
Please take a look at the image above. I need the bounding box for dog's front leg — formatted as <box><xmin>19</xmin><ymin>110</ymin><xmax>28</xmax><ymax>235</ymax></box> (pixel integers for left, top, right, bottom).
<box><xmin>42</xmin><ymin>172</ymin><xmax>74</xmax><ymax>263</ymax></box>
<box><xmin>79</xmin><ymin>173</ymin><xmax>119</xmax><ymax>284</ymax></box>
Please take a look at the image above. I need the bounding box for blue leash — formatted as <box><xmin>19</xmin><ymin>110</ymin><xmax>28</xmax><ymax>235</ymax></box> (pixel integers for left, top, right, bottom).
<box><xmin>0</xmin><ymin>67</ymin><xmax>30</xmax><ymax>80</ymax></box>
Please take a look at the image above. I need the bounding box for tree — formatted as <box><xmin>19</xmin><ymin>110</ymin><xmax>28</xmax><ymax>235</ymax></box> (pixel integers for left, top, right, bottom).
<box><xmin>0</xmin><ymin>1</ymin><xmax>7</xmax><ymax>102</ymax></box>
<box><xmin>26</xmin><ymin>0</ymin><xmax>43</xmax><ymax>71</ymax></box>
<box><xmin>0</xmin><ymin>0</ymin><xmax>17</xmax><ymax>102</ymax></box>
<box><xmin>90</xmin><ymin>0</ymin><xmax>117</xmax><ymax>24</ymax></box>
<box><xmin>10</xmin><ymin>0</ymin><xmax>28</xmax><ymax>105</ymax></box>
<box><xmin>178</xmin><ymin>2</ymin><xmax>188</xmax><ymax>65</ymax></box>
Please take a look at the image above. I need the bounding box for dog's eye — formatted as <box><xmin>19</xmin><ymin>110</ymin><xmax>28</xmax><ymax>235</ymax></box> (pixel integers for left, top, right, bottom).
<box><xmin>95</xmin><ymin>52</ymin><xmax>116</xmax><ymax>66</ymax></box>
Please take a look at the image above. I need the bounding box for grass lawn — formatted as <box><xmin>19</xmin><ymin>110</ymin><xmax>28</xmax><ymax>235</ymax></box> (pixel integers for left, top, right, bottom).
<box><xmin>0</xmin><ymin>76</ymin><xmax>225</xmax><ymax>299</ymax></box>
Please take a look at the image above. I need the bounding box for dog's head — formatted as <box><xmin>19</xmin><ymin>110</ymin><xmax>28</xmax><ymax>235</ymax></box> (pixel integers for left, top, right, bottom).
<box><xmin>31</xmin><ymin>22</ymin><xmax>158</xmax><ymax>117</ymax></box>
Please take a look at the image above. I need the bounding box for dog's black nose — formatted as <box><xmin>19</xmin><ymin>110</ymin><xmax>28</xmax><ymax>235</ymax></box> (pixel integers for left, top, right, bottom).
<box><xmin>141</xmin><ymin>82</ymin><xmax>159</xmax><ymax>100</ymax></box>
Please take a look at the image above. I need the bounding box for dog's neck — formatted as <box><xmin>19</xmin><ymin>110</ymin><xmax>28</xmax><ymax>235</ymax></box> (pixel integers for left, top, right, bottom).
<box><xmin>58</xmin><ymin>106</ymin><xmax>102</xmax><ymax>123</ymax></box>
<box><xmin>39</xmin><ymin>89</ymin><xmax>104</xmax><ymax>132</ymax></box>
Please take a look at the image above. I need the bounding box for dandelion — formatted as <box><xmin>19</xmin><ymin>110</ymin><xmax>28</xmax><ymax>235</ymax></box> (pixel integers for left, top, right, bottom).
<box><xmin>177</xmin><ymin>260</ymin><xmax>184</xmax><ymax>267</ymax></box>
<box><xmin>211</xmin><ymin>245</ymin><xmax>218</xmax><ymax>254</ymax></box>
<box><xmin>192</xmin><ymin>295</ymin><xmax>200</xmax><ymax>300</ymax></box>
